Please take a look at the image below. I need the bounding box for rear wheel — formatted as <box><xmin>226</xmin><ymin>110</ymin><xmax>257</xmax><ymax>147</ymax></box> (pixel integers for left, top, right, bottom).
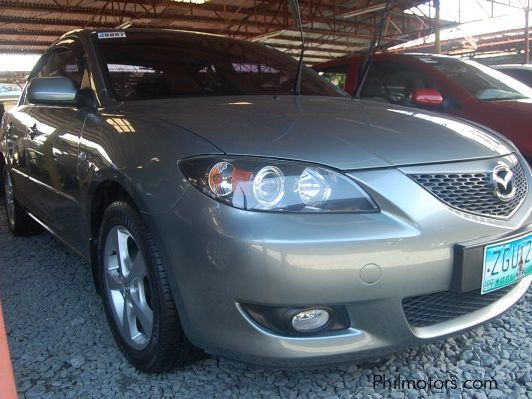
<box><xmin>3</xmin><ymin>167</ymin><xmax>42</xmax><ymax>236</ymax></box>
<box><xmin>98</xmin><ymin>201</ymin><xmax>196</xmax><ymax>372</ymax></box>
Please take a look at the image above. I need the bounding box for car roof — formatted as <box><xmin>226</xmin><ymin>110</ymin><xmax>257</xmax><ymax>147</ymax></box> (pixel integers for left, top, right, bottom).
<box><xmin>59</xmin><ymin>28</ymin><xmax>224</xmax><ymax>41</ymax></box>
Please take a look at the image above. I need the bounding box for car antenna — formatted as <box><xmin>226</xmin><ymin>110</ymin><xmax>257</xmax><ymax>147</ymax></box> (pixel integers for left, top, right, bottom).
<box><xmin>289</xmin><ymin>0</ymin><xmax>305</xmax><ymax>95</ymax></box>
<box><xmin>354</xmin><ymin>0</ymin><xmax>392</xmax><ymax>99</ymax></box>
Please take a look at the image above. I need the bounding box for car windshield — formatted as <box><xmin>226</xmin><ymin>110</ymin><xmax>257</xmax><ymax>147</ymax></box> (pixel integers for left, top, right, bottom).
<box><xmin>416</xmin><ymin>55</ymin><xmax>532</xmax><ymax>101</ymax></box>
<box><xmin>93</xmin><ymin>31</ymin><xmax>344</xmax><ymax>101</ymax></box>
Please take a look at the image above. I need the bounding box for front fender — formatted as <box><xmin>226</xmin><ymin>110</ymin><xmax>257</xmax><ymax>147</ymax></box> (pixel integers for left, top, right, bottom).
<box><xmin>79</xmin><ymin>109</ymin><xmax>222</xmax><ymax>219</ymax></box>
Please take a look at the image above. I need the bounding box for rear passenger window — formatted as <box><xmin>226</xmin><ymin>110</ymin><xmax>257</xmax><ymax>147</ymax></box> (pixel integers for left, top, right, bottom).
<box><xmin>317</xmin><ymin>64</ymin><xmax>349</xmax><ymax>90</ymax></box>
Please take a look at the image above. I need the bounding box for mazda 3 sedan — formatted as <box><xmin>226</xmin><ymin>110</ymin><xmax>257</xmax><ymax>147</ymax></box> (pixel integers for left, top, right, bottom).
<box><xmin>1</xmin><ymin>29</ymin><xmax>531</xmax><ymax>373</ymax></box>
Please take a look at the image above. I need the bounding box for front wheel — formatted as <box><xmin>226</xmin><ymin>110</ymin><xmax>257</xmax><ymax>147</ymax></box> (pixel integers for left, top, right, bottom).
<box><xmin>3</xmin><ymin>167</ymin><xmax>42</xmax><ymax>236</ymax></box>
<box><xmin>98</xmin><ymin>201</ymin><xmax>196</xmax><ymax>372</ymax></box>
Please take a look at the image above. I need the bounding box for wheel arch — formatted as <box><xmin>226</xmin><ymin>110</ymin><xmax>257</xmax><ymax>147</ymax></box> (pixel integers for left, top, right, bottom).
<box><xmin>86</xmin><ymin>173</ymin><xmax>148</xmax><ymax>293</ymax></box>
<box><xmin>84</xmin><ymin>169</ymin><xmax>195</xmax><ymax>347</ymax></box>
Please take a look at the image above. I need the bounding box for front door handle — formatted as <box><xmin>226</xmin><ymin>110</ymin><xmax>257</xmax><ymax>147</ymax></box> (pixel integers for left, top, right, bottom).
<box><xmin>6</xmin><ymin>122</ymin><xmax>13</xmax><ymax>135</ymax></box>
<box><xmin>28</xmin><ymin>124</ymin><xmax>40</xmax><ymax>140</ymax></box>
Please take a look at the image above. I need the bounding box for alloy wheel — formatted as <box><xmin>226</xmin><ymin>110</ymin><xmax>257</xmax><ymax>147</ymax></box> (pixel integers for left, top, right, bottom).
<box><xmin>104</xmin><ymin>225</ymin><xmax>153</xmax><ymax>351</ymax></box>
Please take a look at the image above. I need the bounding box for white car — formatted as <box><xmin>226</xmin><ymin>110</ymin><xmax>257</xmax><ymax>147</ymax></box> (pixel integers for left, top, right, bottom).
<box><xmin>493</xmin><ymin>64</ymin><xmax>532</xmax><ymax>88</ymax></box>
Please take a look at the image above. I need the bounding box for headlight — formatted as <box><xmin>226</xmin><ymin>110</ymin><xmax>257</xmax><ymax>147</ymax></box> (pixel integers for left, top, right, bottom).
<box><xmin>179</xmin><ymin>156</ymin><xmax>379</xmax><ymax>213</ymax></box>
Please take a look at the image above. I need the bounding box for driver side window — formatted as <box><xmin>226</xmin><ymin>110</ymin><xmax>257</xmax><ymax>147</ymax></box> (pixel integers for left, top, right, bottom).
<box><xmin>360</xmin><ymin>61</ymin><xmax>436</xmax><ymax>106</ymax></box>
<box><xmin>38</xmin><ymin>45</ymin><xmax>86</xmax><ymax>90</ymax></box>
<box><xmin>22</xmin><ymin>39</ymin><xmax>89</xmax><ymax>106</ymax></box>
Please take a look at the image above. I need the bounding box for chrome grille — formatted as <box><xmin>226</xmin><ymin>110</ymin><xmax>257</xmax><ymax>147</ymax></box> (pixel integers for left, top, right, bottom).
<box><xmin>402</xmin><ymin>286</ymin><xmax>513</xmax><ymax>328</ymax></box>
<box><xmin>410</xmin><ymin>161</ymin><xmax>527</xmax><ymax>218</ymax></box>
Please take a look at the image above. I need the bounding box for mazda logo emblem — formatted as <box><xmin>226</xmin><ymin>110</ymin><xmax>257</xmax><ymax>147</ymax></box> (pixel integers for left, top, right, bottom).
<box><xmin>492</xmin><ymin>163</ymin><xmax>516</xmax><ymax>202</ymax></box>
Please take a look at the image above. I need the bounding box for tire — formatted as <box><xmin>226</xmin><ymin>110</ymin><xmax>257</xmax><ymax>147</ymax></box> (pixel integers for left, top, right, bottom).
<box><xmin>97</xmin><ymin>200</ymin><xmax>196</xmax><ymax>373</ymax></box>
<box><xmin>3</xmin><ymin>167</ymin><xmax>43</xmax><ymax>236</ymax></box>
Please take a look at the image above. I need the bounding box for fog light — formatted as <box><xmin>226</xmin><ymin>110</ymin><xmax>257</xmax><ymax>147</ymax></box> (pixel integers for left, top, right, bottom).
<box><xmin>291</xmin><ymin>309</ymin><xmax>330</xmax><ymax>332</ymax></box>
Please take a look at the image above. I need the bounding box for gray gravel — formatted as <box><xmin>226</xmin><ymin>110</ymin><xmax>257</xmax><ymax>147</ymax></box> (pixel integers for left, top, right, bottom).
<box><xmin>0</xmin><ymin>199</ymin><xmax>530</xmax><ymax>399</ymax></box>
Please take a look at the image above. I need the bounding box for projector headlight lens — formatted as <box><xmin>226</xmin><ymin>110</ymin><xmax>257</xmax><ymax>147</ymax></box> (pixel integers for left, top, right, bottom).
<box><xmin>179</xmin><ymin>156</ymin><xmax>378</xmax><ymax>213</ymax></box>
<box><xmin>298</xmin><ymin>167</ymin><xmax>333</xmax><ymax>207</ymax></box>
<box><xmin>253</xmin><ymin>166</ymin><xmax>285</xmax><ymax>208</ymax></box>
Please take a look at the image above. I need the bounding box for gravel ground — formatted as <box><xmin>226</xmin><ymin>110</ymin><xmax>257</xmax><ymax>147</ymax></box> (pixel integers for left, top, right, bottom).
<box><xmin>0</xmin><ymin>199</ymin><xmax>530</xmax><ymax>399</ymax></box>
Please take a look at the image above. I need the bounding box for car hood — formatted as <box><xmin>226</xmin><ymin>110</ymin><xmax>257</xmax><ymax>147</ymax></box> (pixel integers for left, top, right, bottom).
<box><xmin>120</xmin><ymin>96</ymin><xmax>513</xmax><ymax>170</ymax></box>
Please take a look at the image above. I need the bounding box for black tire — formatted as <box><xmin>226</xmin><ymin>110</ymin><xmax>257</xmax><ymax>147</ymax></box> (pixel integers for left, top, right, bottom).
<box><xmin>97</xmin><ymin>200</ymin><xmax>196</xmax><ymax>373</ymax></box>
<box><xmin>3</xmin><ymin>166</ymin><xmax>43</xmax><ymax>236</ymax></box>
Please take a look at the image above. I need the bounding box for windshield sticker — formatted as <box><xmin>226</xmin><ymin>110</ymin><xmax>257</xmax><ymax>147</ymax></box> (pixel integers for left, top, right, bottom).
<box><xmin>97</xmin><ymin>32</ymin><xmax>126</xmax><ymax>39</ymax></box>
<box><xmin>107</xmin><ymin>64</ymin><xmax>155</xmax><ymax>73</ymax></box>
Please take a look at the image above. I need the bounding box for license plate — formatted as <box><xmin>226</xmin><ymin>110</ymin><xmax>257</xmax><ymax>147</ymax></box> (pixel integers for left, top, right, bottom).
<box><xmin>482</xmin><ymin>232</ymin><xmax>532</xmax><ymax>294</ymax></box>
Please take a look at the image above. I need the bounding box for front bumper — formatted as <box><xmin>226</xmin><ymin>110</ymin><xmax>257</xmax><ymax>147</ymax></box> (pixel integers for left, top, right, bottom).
<box><xmin>149</xmin><ymin>156</ymin><xmax>532</xmax><ymax>366</ymax></box>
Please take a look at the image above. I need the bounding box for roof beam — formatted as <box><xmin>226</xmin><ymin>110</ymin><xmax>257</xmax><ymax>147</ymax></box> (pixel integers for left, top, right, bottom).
<box><xmin>0</xmin><ymin>40</ymin><xmax>51</xmax><ymax>47</ymax></box>
<box><xmin>0</xmin><ymin>0</ymin><xmax>430</xmax><ymax>55</ymax></box>
<box><xmin>271</xmin><ymin>43</ymin><xmax>351</xmax><ymax>54</ymax></box>
<box><xmin>0</xmin><ymin>0</ymin><xmax>429</xmax><ymax>36</ymax></box>
<box><xmin>0</xmin><ymin>16</ymin><xmax>398</xmax><ymax>43</ymax></box>
<box><xmin>0</xmin><ymin>28</ymin><xmax>65</xmax><ymax>38</ymax></box>
<box><xmin>0</xmin><ymin>48</ymin><xmax>45</xmax><ymax>54</ymax></box>
<box><xmin>0</xmin><ymin>15</ymin><xmax>249</xmax><ymax>36</ymax></box>
<box><xmin>0</xmin><ymin>0</ymin><xmax>369</xmax><ymax>33</ymax></box>
<box><xmin>273</xmin><ymin>34</ymin><xmax>368</xmax><ymax>46</ymax></box>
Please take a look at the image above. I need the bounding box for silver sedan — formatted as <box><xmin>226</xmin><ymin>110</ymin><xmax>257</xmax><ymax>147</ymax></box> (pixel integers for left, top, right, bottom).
<box><xmin>0</xmin><ymin>29</ymin><xmax>530</xmax><ymax>372</ymax></box>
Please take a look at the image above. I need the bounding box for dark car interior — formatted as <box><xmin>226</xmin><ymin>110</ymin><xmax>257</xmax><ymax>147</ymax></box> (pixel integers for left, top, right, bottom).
<box><xmin>94</xmin><ymin>32</ymin><xmax>341</xmax><ymax>101</ymax></box>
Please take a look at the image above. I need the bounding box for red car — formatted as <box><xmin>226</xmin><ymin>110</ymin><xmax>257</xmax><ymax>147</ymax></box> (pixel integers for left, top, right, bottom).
<box><xmin>314</xmin><ymin>53</ymin><xmax>532</xmax><ymax>162</ymax></box>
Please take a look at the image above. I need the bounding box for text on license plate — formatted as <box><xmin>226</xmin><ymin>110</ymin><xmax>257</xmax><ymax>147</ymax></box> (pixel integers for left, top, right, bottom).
<box><xmin>482</xmin><ymin>232</ymin><xmax>532</xmax><ymax>294</ymax></box>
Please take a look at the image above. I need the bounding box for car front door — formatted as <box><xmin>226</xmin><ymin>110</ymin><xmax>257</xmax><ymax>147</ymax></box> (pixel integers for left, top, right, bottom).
<box><xmin>358</xmin><ymin>60</ymin><xmax>450</xmax><ymax>108</ymax></box>
<box><xmin>25</xmin><ymin>38</ymin><xmax>90</xmax><ymax>254</ymax></box>
<box><xmin>2</xmin><ymin>86</ymin><xmax>35</xmax><ymax>209</ymax></box>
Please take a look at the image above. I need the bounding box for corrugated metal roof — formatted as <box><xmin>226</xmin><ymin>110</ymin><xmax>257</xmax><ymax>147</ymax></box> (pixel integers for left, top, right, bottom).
<box><xmin>0</xmin><ymin>0</ymin><xmax>433</xmax><ymax>64</ymax></box>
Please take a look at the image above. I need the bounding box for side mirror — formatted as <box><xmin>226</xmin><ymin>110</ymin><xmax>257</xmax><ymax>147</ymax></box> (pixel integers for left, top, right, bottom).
<box><xmin>27</xmin><ymin>77</ymin><xmax>79</xmax><ymax>106</ymax></box>
<box><xmin>411</xmin><ymin>88</ymin><xmax>444</xmax><ymax>107</ymax></box>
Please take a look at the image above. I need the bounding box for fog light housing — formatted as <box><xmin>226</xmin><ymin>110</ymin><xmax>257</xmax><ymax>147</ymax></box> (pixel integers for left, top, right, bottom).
<box><xmin>240</xmin><ymin>303</ymin><xmax>349</xmax><ymax>336</ymax></box>
<box><xmin>291</xmin><ymin>309</ymin><xmax>330</xmax><ymax>332</ymax></box>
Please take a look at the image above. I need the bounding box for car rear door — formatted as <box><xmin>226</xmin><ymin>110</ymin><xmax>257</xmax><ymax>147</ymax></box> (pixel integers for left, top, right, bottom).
<box><xmin>25</xmin><ymin>38</ymin><xmax>89</xmax><ymax>254</ymax></box>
